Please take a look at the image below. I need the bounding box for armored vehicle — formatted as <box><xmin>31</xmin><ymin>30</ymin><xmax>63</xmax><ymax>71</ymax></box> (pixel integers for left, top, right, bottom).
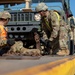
<box><xmin>0</xmin><ymin>1</ymin><xmax>75</xmax><ymax>75</ymax></box>
<box><xmin>0</xmin><ymin>0</ymin><xmax>75</xmax><ymax>54</ymax></box>
<box><xmin>0</xmin><ymin>0</ymin><xmax>42</xmax><ymax>49</ymax></box>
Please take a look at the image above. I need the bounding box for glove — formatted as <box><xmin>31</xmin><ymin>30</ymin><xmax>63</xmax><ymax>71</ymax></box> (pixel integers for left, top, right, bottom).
<box><xmin>7</xmin><ymin>39</ymin><xmax>15</xmax><ymax>46</ymax></box>
<box><xmin>45</xmin><ymin>40</ymin><xmax>52</xmax><ymax>48</ymax></box>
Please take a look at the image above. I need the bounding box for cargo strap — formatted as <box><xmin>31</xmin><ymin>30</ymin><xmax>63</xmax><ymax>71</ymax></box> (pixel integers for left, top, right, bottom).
<box><xmin>54</xmin><ymin>11</ymin><xmax>60</xmax><ymax>21</ymax></box>
<box><xmin>44</xmin><ymin>18</ymin><xmax>51</xmax><ymax>31</ymax></box>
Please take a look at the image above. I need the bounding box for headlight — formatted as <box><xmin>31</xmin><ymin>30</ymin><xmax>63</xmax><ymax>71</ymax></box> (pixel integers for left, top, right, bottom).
<box><xmin>34</xmin><ymin>13</ymin><xmax>41</xmax><ymax>21</ymax></box>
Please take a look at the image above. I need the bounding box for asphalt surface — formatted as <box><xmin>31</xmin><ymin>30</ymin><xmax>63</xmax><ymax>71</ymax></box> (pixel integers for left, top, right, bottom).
<box><xmin>0</xmin><ymin>55</ymin><xmax>71</xmax><ymax>75</ymax></box>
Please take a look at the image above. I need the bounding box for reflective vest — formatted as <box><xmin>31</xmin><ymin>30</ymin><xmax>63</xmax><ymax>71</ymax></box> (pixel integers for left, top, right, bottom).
<box><xmin>44</xmin><ymin>11</ymin><xmax>60</xmax><ymax>31</ymax></box>
<box><xmin>0</xmin><ymin>25</ymin><xmax>7</xmax><ymax>40</ymax></box>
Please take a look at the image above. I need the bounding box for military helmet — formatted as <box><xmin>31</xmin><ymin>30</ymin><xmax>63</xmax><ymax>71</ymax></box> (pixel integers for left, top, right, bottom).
<box><xmin>0</xmin><ymin>11</ymin><xmax>11</xmax><ymax>19</ymax></box>
<box><xmin>35</xmin><ymin>2</ymin><xmax>48</xmax><ymax>12</ymax></box>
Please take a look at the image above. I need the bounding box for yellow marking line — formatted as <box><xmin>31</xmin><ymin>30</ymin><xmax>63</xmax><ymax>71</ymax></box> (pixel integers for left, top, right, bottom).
<box><xmin>4</xmin><ymin>56</ymin><xmax>75</xmax><ymax>75</ymax></box>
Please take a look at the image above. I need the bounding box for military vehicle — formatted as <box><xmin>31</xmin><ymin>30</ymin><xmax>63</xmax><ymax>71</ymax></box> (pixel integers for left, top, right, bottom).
<box><xmin>6</xmin><ymin>0</ymin><xmax>42</xmax><ymax>49</ymax></box>
<box><xmin>0</xmin><ymin>0</ymin><xmax>42</xmax><ymax>49</ymax></box>
<box><xmin>0</xmin><ymin>0</ymin><xmax>75</xmax><ymax>54</ymax></box>
<box><xmin>0</xmin><ymin>0</ymin><xmax>75</xmax><ymax>75</ymax></box>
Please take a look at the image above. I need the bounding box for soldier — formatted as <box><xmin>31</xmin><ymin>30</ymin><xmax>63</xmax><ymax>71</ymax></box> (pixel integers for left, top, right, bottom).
<box><xmin>35</xmin><ymin>2</ymin><xmax>70</xmax><ymax>55</ymax></box>
<box><xmin>0</xmin><ymin>11</ymin><xmax>15</xmax><ymax>56</ymax></box>
<box><xmin>68</xmin><ymin>16</ymin><xmax>75</xmax><ymax>54</ymax></box>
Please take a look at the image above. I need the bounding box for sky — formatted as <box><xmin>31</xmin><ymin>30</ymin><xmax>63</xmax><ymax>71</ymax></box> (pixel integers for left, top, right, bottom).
<box><xmin>0</xmin><ymin>0</ymin><xmax>75</xmax><ymax>17</ymax></box>
<box><xmin>70</xmin><ymin>0</ymin><xmax>75</xmax><ymax>17</ymax></box>
<box><xmin>11</xmin><ymin>0</ymin><xmax>75</xmax><ymax>17</ymax></box>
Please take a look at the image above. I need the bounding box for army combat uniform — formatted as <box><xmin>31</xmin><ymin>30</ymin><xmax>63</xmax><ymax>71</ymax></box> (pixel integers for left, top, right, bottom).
<box><xmin>8</xmin><ymin>41</ymin><xmax>41</xmax><ymax>56</ymax></box>
<box><xmin>41</xmin><ymin>10</ymin><xmax>69</xmax><ymax>55</ymax></box>
<box><xmin>0</xmin><ymin>11</ymin><xmax>8</xmax><ymax>47</ymax></box>
<box><xmin>35</xmin><ymin>2</ymin><xmax>70</xmax><ymax>55</ymax></box>
<box><xmin>0</xmin><ymin>11</ymin><xmax>16</xmax><ymax>56</ymax></box>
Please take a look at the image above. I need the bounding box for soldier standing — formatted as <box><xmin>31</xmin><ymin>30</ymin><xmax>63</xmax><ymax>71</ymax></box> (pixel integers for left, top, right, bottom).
<box><xmin>35</xmin><ymin>2</ymin><xmax>70</xmax><ymax>55</ymax></box>
<box><xmin>0</xmin><ymin>11</ymin><xmax>15</xmax><ymax>56</ymax></box>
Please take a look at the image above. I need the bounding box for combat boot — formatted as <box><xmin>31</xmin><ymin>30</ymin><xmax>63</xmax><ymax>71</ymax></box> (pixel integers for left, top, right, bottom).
<box><xmin>56</xmin><ymin>50</ymin><xmax>65</xmax><ymax>55</ymax></box>
<box><xmin>57</xmin><ymin>49</ymin><xmax>70</xmax><ymax>56</ymax></box>
<box><xmin>65</xmin><ymin>49</ymin><xmax>70</xmax><ymax>55</ymax></box>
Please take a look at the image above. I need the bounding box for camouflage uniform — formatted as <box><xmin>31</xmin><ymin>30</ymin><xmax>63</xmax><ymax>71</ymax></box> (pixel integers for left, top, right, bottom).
<box><xmin>42</xmin><ymin>11</ymin><xmax>70</xmax><ymax>55</ymax></box>
<box><xmin>9</xmin><ymin>41</ymin><xmax>41</xmax><ymax>56</ymax></box>
<box><xmin>68</xmin><ymin>16</ymin><xmax>75</xmax><ymax>54</ymax></box>
<box><xmin>0</xmin><ymin>11</ymin><xmax>11</xmax><ymax>47</ymax></box>
<box><xmin>68</xmin><ymin>16</ymin><xmax>75</xmax><ymax>41</ymax></box>
<box><xmin>0</xmin><ymin>11</ymin><xmax>12</xmax><ymax>56</ymax></box>
<box><xmin>35</xmin><ymin>2</ymin><xmax>70</xmax><ymax>55</ymax></box>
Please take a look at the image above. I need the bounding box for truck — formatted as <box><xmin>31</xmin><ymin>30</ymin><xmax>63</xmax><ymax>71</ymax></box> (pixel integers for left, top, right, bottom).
<box><xmin>0</xmin><ymin>0</ymin><xmax>75</xmax><ymax>75</ymax></box>
<box><xmin>0</xmin><ymin>0</ymin><xmax>75</xmax><ymax>54</ymax></box>
<box><xmin>5</xmin><ymin>0</ymin><xmax>42</xmax><ymax>49</ymax></box>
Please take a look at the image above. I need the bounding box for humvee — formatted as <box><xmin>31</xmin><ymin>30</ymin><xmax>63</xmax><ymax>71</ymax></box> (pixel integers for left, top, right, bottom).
<box><xmin>1</xmin><ymin>0</ymin><xmax>42</xmax><ymax>49</ymax></box>
<box><xmin>0</xmin><ymin>0</ymin><xmax>75</xmax><ymax>54</ymax></box>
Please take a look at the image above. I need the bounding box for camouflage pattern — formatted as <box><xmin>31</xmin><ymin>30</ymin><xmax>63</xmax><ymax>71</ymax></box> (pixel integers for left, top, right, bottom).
<box><xmin>21</xmin><ymin>48</ymin><xmax>41</xmax><ymax>56</ymax></box>
<box><xmin>0</xmin><ymin>11</ymin><xmax>11</xmax><ymax>19</ymax></box>
<box><xmin>9</xmin><ymin>41</ymin><xmax>23</xmax><ymax>53</ymax></box>
<box><xmin>68</xmin><ymin>16</ymin><xmax>75</xmax><ymax>53</ymax></box>
<box><xmin>57</xmin><ymin>19</ymin><xmax>70</xmax><ymax>55</ymax></box>
<box><xmin>0</xmin><ymin>11</ymin><xmax>11</xmax><ymax>56</ymax></box>
<box><xmin>34</xmin><ymin>32</ymin><xmax>41</xmax><ymax>50</ymax></box>
<box><xmin>9</xmin><ymin>41</ymin><xmax>41</xmax><ymax>56</ymax></box>
<box><xmin>0</xmin><ymin>11</ymin><xmax>11</xmax><ymax>46</ymax></box>
<box><xmin>41</xmin><ymin>10</ymin><xmax>69</xmax><ymax>55</ymax></box>
<box><xmin>68</xmin><ymin>16</ymin><xmax>75</xmax><ymax>42</ymax></box>
<box><xmin>0</xmin><ymin>39</ymin><xmax>7</xmax><ymax>47</ymax></box>
<box><xmin>35</xmin><ymin>2</ymin><xmax>48</xmax><ymax>12</ymax></box>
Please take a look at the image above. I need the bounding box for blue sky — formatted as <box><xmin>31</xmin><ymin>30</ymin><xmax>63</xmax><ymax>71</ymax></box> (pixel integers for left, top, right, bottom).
<box><xmin>12</xmin><ymin>0</ymin><xmax>75</xmax><ymax>17</ymax></box>
<box><xmin>0</xmin><ymin>0</ymin><xmax>75</xmax><ymax>17</ymax></box>
<box><xmin>70</xmin><ymin>0</ymin><xmax>75</xmax><ymax>17</ymax></box>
